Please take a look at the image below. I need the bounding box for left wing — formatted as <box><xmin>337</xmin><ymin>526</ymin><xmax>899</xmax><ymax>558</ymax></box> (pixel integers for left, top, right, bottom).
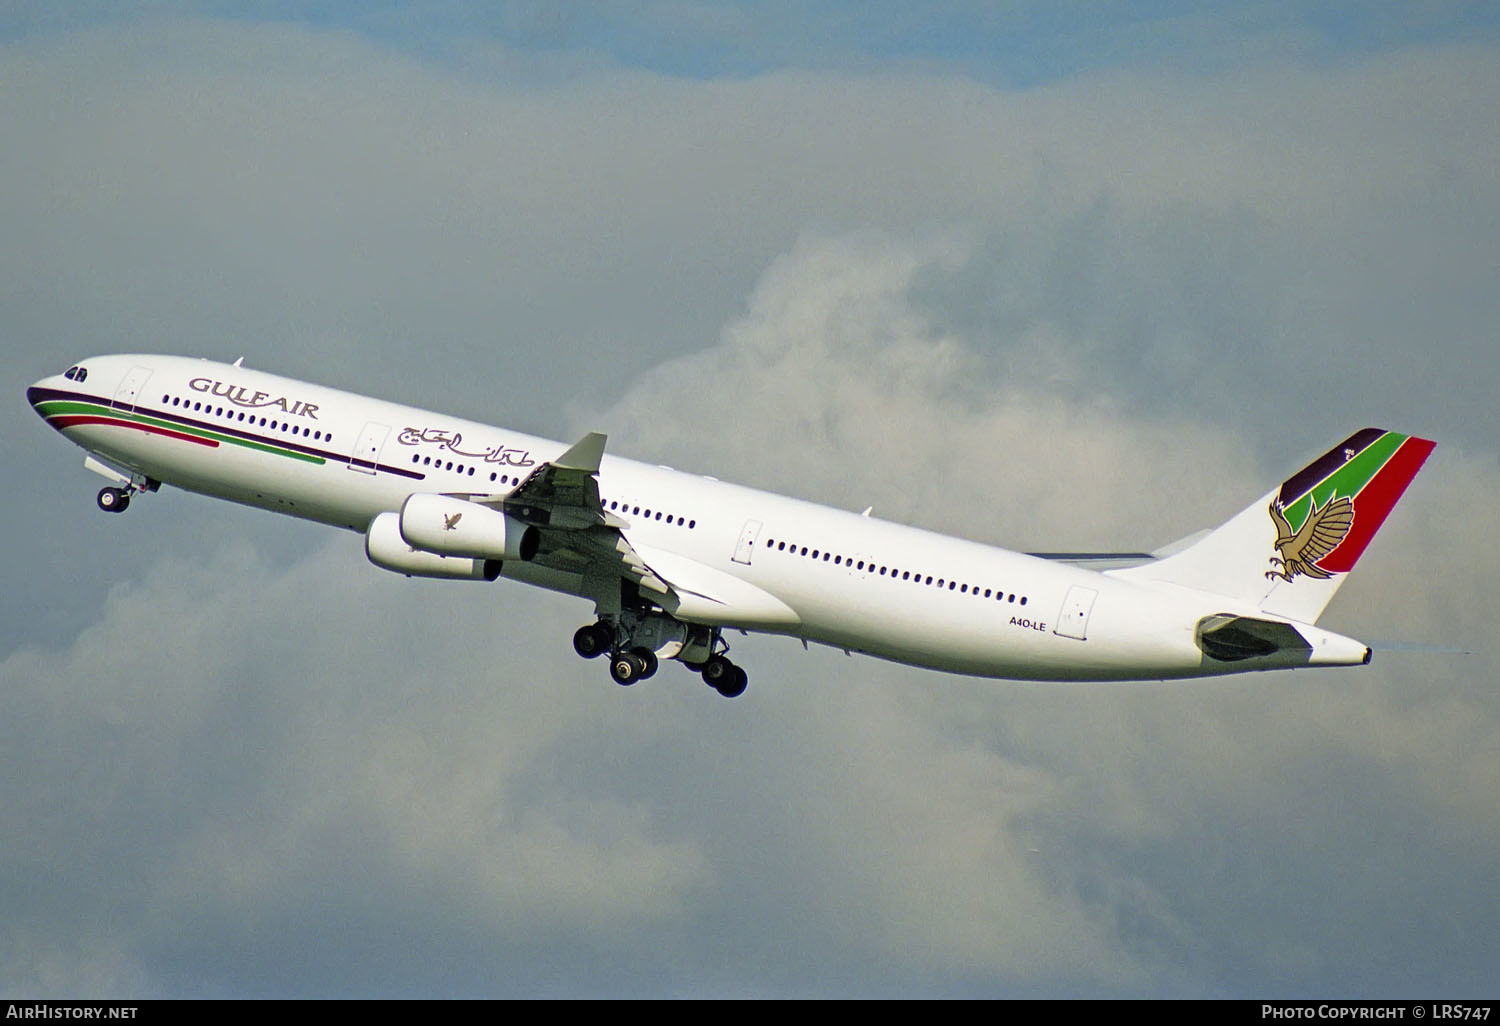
<box><xmin>476</xmin><ymin>431</ymin><xmax>671</xmax><ymax>599</ymax></box>
<box><xmin>475</xmin><ymin>432</ymin><xmax>797</xmax><ymax>628</ymax></box>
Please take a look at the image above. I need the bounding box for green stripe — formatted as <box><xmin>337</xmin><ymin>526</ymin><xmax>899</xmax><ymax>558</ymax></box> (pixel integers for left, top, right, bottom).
<box><xmin>38</xmin><ymin>399</ymin><xmax>326</xmax><ymax>466</ymax></box>
<box><xmin>1282</xmin><ymin>431</ymin><xmax>1403</xmax><ymax>530</ymax></box>
<box><xmin>37</xmin><ymin>399</ymin><xmax>112</xmax><ymax>417</ymax></box>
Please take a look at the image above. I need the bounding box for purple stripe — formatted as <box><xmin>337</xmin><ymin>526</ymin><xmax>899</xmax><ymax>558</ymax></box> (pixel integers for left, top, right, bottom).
<box><xmin>1277</xmin><ymin>428</ymin><xmax>1386</xmax><ymax>507</ymax></box>
<box><xmin>31</xmin><ymin>385</ymin><xmax>424</xmax><ymax>480</ymax></box>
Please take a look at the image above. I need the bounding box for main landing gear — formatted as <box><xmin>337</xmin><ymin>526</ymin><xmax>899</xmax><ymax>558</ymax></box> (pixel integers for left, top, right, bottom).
<box><xmin>572</xmin><ymin>618</ymin><xmax>749</xmax><ymax>699</ymax></box>
<box><xmin>696</xmin><ymin>653</ymin><xmax>748</xmax><ymax>699</ymax></box>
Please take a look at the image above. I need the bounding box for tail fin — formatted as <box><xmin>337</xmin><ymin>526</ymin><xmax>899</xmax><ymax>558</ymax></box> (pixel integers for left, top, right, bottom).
<box><xmin>1112</xmin><ymin>429</ymin><xmax>1435</xmax><ymax>624</ymax></box>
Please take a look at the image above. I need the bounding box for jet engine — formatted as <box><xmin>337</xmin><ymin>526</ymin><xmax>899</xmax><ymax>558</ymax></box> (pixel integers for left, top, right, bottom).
<box><xmin>398</xmin><ymin>493</ymin><xmax>540</xmax><ymax>562</ymax></box>
<box><xmin>365</xmin><ymin>512</ymin><xmax>502</xmax><ymax>581</ymax></box>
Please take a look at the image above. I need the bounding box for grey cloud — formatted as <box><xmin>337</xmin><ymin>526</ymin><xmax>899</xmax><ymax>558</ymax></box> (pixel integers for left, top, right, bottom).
<box><xmin>3</xmin><ymin>17</ymin><xmax>1497</xmax><ymax>997</ymax></box>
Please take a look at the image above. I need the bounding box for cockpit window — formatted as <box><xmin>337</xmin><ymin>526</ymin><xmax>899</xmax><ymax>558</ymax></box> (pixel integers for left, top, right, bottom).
<box><xmin>64</xmin><ymin>365</ymin><xmax>88</xmax><ymax>382</ymax></box>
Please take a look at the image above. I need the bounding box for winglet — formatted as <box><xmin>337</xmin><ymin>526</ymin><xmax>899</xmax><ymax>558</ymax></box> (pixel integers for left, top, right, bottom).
<box><xmin>553</xmin><ymin>431</ymin><xmax>607</xmax><ymax>474</ymax></box>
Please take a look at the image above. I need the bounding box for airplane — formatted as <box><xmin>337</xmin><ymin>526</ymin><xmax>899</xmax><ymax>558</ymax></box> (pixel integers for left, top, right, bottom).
<box><xmin>28</xmin><ymin>354</ymin><xmax>1435</xmax><ymax>698</ymax></box>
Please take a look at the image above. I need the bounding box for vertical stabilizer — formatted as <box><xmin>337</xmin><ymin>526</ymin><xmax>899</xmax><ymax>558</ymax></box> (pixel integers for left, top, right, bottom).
<box><xmin>1112</xmin><ymin>430</ymin><xmax>1434</xmax><ymax>624</ymax></box>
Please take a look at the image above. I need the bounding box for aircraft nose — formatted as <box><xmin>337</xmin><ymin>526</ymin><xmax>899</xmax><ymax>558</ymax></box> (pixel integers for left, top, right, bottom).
<box><xmin>28</xmin><ymin>377</ymin><xmax>65</xmax><ymax>421</ymax></box>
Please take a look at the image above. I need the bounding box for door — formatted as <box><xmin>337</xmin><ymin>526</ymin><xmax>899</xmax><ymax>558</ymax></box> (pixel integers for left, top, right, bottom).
<box><xmin>732</xmin><ymin>518</ymin><xmax>763</xmax><ymax>565</ymax></box>
<box><xmin>349</xmin><ymin>421</ymin><xmax>390</xmax><ymax>474</ymax></box>
<box><xmin>1053</xmin><ymin>585</ymin><xmax>1098</xmax><ymax>641</ymax></box>
<box><xmin>112</xmin><ymin>365</ymin><xmax>153</xmax><ymax>412</ymax></box>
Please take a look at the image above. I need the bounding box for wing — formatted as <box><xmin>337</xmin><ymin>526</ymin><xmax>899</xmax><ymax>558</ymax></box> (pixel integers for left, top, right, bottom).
<box><xmin>474</xmin><ymin>431</ymin><xmax>671</xmax><ymax>599</ymax></box>
<box><xmin>473</xmin><ymin>432</ymin><xmax>797</xmax><ymax>628</ymax></box>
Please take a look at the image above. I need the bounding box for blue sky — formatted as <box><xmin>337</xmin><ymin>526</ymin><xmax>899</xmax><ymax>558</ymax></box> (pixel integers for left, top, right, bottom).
<box><xmin>2</xmin><ymin>1</ymin><xmax>1497</xmax><ymax>999</ymax></box>
<box><xmin>10</xmin><ymin>2</ymin><xmax>1500</xmax><ymax>82</ymax></box>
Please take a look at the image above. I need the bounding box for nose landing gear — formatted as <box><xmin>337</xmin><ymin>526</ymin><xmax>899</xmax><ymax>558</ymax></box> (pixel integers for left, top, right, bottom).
<box><xmin>96</xmin><ymin>487</ymin><xmax>131</xmax><ymax>513</ymax></box>
<box><xmin>87</xmin><ymin>460</ymin><xmax>156</xmax><ymax>514</ymax></box>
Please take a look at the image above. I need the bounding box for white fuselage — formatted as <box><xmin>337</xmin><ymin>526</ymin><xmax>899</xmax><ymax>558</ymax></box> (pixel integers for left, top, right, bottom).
<box><xmin>29</xmin><ymin>354</ymin><xmax>1371</xmax><ymax>682</ymax></box>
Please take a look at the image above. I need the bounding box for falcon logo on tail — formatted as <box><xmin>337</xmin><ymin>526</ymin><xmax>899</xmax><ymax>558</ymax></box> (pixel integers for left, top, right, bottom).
<box><xmin>1266</xmin><ymin>495</ymin><xmax>1353</xmax><ymax>582</ymax></box>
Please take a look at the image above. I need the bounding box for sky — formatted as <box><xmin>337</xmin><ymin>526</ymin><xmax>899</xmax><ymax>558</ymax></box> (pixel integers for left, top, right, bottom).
<box><xmin>2</xmin><ymin>1</ymin><xmax>1498</xmax><ymax>999</ymax></box>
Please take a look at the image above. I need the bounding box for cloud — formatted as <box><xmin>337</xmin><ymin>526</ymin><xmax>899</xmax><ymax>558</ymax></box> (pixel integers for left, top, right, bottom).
<box><xmin>0</xmin><ymin>542</ymin><xmax>718</xmax><ymax>995</ymax></box>
<box><xmin>592</xmin><ymin>230</ymin><xmax>1253</xmax><ymax>549</ymax></box>
<box><xmin>3</xmin><ymin>15</ymin><xmax>1497</xmax><ymax>997</ymax></box>
<box><xmin>7</xmin><ymin>21</ymin><xmax>1496</xmax><ymax>445</ymax></box>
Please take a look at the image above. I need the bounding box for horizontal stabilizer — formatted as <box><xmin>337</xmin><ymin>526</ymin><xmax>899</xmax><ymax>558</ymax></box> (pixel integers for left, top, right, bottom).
<box><xmin>1028</xmin><ymin>551</ymin><xmax>1155</xmax><ymax>570</ymax></box>
<box><xmin>1196</xmin><ymin>614</ymin><xmax>1311</xmax><ymax>662</ymax></box>
<box><xmin>1196</xmin><ymin>614</ymin><xmax>1371</xmax><ymax>668</ymax></box>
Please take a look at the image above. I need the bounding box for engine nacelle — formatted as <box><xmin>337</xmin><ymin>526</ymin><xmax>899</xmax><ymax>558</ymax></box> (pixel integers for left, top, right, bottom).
<box><xmin>398</xmin><ymin>493</ymin><xmax>539</xmax><ymax>562</ymax></box>
<box><xmin>366</xmin><ymin>512</ymin><xmax>502</xmax><ymax>581</ymax></box>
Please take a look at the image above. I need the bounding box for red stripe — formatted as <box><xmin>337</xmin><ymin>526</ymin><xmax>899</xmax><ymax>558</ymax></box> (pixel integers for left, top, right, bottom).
<box><xmin>50</xmin><ymin>414</ymin><xmax>220</xmax><ymax>448</ymax></box>
<box><xmin>1320</xmin><ymin>436</ymin><xmax>1435</xmax><ymax>573</ymax></box>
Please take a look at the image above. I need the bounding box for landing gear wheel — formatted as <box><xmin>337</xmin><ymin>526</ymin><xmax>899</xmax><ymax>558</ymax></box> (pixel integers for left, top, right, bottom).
<box><xmin>96</xmin><ymin>487</ymin><xmax>130</xmax><ymax>513</ymax></box>
<box><xmin>610</xmin><ymin>652</ymin><xmax>646</xmax><ymax>686</ymax></box>
<box><xmin>573</xmin><ymin>622</ymin><xmax>612</xmax><ymax>659</ymax></box>
<box><xmin>716</xmin><ymin>665</ymin><xmax>748</xmax><ymax>699</ymax></box>
<box><xmin>631</xmin><ymin>648</ymin><xmax>659</xmax><ymax>680</ymax></box>
<box><xmin>700</xmin><ymin>654</ymin><xmax>734</xmax><ymax>689</ymax></box>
